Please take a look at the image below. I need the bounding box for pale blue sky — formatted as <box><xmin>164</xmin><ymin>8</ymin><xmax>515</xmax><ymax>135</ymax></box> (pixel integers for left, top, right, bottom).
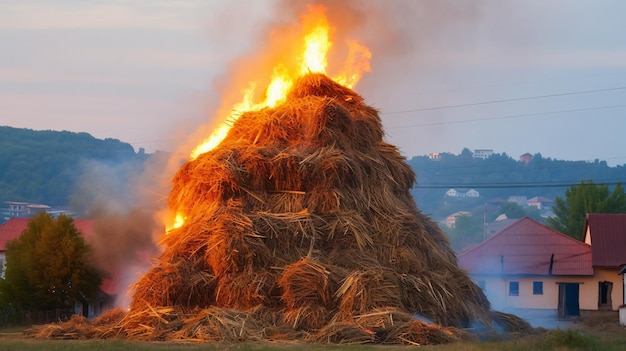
<box><xmin>2</xmin><ymin>0</ymin><xmax>626</xmax><ymax>165</ymax></box>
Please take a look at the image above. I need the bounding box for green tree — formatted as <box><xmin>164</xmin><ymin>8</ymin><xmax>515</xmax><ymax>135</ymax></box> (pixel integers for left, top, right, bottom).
<box><xmin>444</xmin><ymin>214</ymin><xmax>484</xmax><ymax>250</ymax></box>
<box><xmin>547</xmin><ymin>180</ymin><xmax>626</xmax><ymax>240</ymax></box>
<box><xmin>0</xmin><ymin>212</ymin><xmax>103</xmax><ymax>312</ymax></box>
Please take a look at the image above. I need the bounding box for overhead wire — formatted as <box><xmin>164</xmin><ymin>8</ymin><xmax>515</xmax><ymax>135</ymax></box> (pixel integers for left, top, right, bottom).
<box><xmin>382</xmin><ymin>86</ymin><xmax>626</xmax><ymax>115</ymax></box>
<box><xmin>386</xmin><ymin>104</ymin><xmax>626</xmax><ymax>129</ymax></box>
<box><xmin>415</xmin><ymin>180</ymin><xmax>624</xmax><ymax>190</ymax></box>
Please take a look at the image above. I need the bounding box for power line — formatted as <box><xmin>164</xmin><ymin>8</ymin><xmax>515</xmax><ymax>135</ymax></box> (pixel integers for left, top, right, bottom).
<box><xmin>382</xmin><ymin>86</ymin><xmax>626</xmax><ymax>115</ymax></box>
<box><xmin>386</xmin><ymin>104</ymin><xmax>626</xmax><ymax>129</ymax></box>
<box><xmin>415</xmin><ymin>180</ymin><xmax>624</xmax><ymax>189</ymax></box>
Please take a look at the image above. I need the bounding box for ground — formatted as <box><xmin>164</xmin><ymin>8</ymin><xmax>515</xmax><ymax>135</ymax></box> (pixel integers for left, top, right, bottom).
<box><xmin>0</xmin><ymin>310</ymin><xmax>624</xmax><ymax>350</ymax></box>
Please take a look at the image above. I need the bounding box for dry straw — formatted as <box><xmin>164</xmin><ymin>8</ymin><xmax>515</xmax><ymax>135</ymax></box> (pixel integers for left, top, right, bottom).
<box><xmin>26</xmin><ymin>73</ymin><xmax>531</xmax><ymax>344</ymax></box>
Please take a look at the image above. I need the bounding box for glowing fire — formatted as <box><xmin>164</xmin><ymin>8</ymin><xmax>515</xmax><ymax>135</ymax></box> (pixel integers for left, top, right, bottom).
<box><xmin>190</xmin><ymin>5</ymin><xmax>370</xmax><ymax>160</ymax></box>
<box><xmin>167</xmin><ymin>5</ymin><xmax>371</xmax><ymax>233</ymax></box>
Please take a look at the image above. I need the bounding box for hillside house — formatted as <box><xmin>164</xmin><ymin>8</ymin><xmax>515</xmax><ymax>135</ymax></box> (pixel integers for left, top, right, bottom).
<box><xmin>445</xmin><ymin>211</ymin><xmax>471</xmax><ymax>228</ymax></box>
<box><xmin>473</xmin><ymin>149</ymin><xmax>493</xmax><ymax>159</ymax></box>
<box><xmin>444</xmin><ymin>188</ymin><xmax>480</xmax><ymax>198</ymax></box>
<box><xmin>0</xmin><ymin>217</ymin><xmax>119</xmax><ymax>318</ymax></box>
<box><xmin>458</xmin><ymin>217</ymin><xmax>619</xmax><ymax>320</ymax></box>
<box><xmin>1</xmin><ymin>201</ymin><xmax>74</xmax><ymax>223</ymax></box>
<box><xmin>526</xmin><ymin>196</ymin><xmax>555</xmax><ymax>211</ymax></box>
<box><xmin>2</xmin><ymin>201</ymin><xmax>51</xmax><ymax>222</ymax></box>
<box><xmin>428</xmin><ymin>152</ymin><xmax>441</xmax><ymax>160</ymax></box>
<box><xmin>519</xmin><ymin>153</ymin><xmax>533</xmax><ymax>165</ymax></box>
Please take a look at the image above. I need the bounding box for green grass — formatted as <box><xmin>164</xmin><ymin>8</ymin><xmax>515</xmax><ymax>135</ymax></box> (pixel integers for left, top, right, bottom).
<box><xmin>0</xmin><ymin>328</ymin><xmax>623</xmax><ymax>351</ymax></box>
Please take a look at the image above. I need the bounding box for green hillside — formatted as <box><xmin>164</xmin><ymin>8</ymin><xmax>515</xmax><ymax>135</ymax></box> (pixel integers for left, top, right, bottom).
<box><xmin>408</xmin><ymin>148</ymin><xmax>626</xmax><ymax>219</ymax></box>
<box><xmin>2</xmin><ymin>127</ymin><xmax>625</xmax><ymax>225</ymax></box>
<box><xmin>0</xmin><ymin>126</ymin><xmax>150</xmax><ymax>206</ymax></box>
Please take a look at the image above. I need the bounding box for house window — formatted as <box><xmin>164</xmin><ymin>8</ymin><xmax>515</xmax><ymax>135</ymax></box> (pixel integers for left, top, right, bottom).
<box><xmin>509</xmin><ymin>281</ymin><xmax>519</xmax><ymax>296</ymax></box>
<box><xmin>533</xmin><ymin>281</ymin><xmax>543</xmax><ymax>295</ymax></box>
<box><xmin>478</xmin><ymin>280</ymin><xmax>486</xmax><ymax>290</ymax></box>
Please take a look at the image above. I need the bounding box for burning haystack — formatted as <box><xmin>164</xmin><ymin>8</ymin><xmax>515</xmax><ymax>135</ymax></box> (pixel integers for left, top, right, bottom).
<box><xmin>27</xmin><ymin>73</ymin><xmax>530</xmax><ymax>344</ymax></box>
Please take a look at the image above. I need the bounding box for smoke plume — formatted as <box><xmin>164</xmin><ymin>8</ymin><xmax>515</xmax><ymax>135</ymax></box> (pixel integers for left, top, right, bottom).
<box><xmin>70</xmin><ymin>151</ymin><xmax>174</xmax><ymax>308</ymax></box>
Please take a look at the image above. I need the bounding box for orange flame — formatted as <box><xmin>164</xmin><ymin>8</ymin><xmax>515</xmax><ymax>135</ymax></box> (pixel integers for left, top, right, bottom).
<box><xmin>189</xmin><ymin>5</ymin><xmax>370</xmax><ymax>161</ymax></box>
<box><xmin>166</xmin><ymin>213</ymin><xmax>186</xmax><ymax>233</ymax></box>
<box><xmin>168</xmin><ymin>5</ymin><xmax>371</xmax><ymax>233</ymax></box>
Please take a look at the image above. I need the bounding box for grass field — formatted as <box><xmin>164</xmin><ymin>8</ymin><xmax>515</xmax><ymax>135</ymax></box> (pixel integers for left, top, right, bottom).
<box><xmin>0</xmin><ymin>330</ymin><xmax>622</xmax><ymax>351</ymax></box>
<box><xmin>0</xmin><ymin>312</ymin><xmax>624</xmax><ymax>351</ymax></box>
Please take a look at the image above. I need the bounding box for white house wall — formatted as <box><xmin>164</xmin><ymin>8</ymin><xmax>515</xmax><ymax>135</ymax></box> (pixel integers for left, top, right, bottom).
<box><xmin>471</xmin><ymin>271</ymin><xmax>622</xmax><ymax>311</ymax></box>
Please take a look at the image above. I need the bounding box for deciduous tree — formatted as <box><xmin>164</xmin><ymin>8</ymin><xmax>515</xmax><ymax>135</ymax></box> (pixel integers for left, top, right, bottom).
<box><xmin>547</xmin><ymin>180</ymin><xmax>626</xmax><ymax>240</ymax></box>
<box><xmin>0</xmin><ymin>212</ymin><xmax>103</xmax><ymax>312</ymax></box>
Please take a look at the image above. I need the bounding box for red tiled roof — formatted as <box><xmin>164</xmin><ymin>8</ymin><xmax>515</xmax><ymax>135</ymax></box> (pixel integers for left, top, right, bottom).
<box><xmin>584</xmin><ymin>213</ymin><xmax>626</xmax><ymax>267</ymax></box>
<box><xmin>0</xmin><ymin>218</ymin><xmax>30</xmax><ymax>251</ymax></box>
<box><xmin>458</xmin><ymin>217</ymin><xmax>592</xmax><ymax>276</ymax></box>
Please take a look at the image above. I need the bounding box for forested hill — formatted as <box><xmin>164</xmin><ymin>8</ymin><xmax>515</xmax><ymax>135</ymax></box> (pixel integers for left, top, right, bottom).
<box><xmin>0</xmin><ymin>126</ymin><xmax>150</xmax><ymax>206</ymax></box>
<box><xmin>407</xmin><ymin>148</ymin><xmax>626</xmax><ymax>218</ymax></box>
<box><xmin>2</xmin><ymin>126</ymin><xmax>625</xmax><ymax>214</ymax></box>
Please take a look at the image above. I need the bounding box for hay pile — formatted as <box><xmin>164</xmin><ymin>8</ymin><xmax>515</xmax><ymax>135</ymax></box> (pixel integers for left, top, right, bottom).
<box><xmin>26</xmin><ymin>73</ymin><xmax>530</xmax><ymax>344</ymax></box>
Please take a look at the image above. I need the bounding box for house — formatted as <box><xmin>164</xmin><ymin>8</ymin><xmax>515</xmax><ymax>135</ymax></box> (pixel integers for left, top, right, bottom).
<box><xmin>583</xmin><ymin>213</ymin><xmax>626</xmax><ymax>312</ymax></box>
<box><xmin>527</xmin><ymin>196</ymin><xmax>555</xmax><ymax>211</ymax></box>
<box><xmin>2</xmin><ymin>201</ymin><xmax>51</xmax><ymax>221</ymax></box>
<box><xmin>444</xmin><ymin>188</ymin><xmax>480</xmax><ymax>198</ymax></box>
<box><xmin>1</xmin><ymin>201</ymin><xmax>74</xmax><ymax>223</ymax></box>
<box><xmin>445</xmin><ymin>211</ymin><xmax>471</xmax><ymax>228</ymax></box>
<box><xmin>0</xmin><ymin>217</ymin><xmax>120</xmax><ymax>317</ymax></box>
<box><xmin>458</xmin><ymin>217</ymin><xmax>603</xmax><ymax>319</ymax></box>
<box><xmin>473</xmin><ymin>149</ymin><xmax>493</xmax><ymax>160</ymax></box>
<box><xmin>466</xmin><ymin>189</ymin><xmax>480</xmax><ymax>198</ymax></box>
<box><xmin>520</xmin><ymin>153</ymin><xmax>533</xmax><ymax>165</ymax></box>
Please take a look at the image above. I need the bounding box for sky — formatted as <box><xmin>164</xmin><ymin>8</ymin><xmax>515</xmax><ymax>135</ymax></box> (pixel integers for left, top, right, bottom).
<box><xmin>2</xmin><ymin>0</ymin><xmax>626</xmax><ymax>166</ymax></box>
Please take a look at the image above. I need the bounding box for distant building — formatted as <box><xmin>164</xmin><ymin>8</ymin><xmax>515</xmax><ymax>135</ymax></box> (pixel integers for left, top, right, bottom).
<box><xmin>473</xmin><ymin>149</ymin><xmax>493</xmax><ymax>160</ymax></box>
<box><xmin>445</xmin><ymin>211</ymin><xmax>471</xmax><ymax>228</ymax></box>
<box><xmin>1</xmin><ymin>201</ymin><xmax>73</xmax><ymax>223</ymax></box>
<box><xmin>3</xmin><ymin>201</ymin><xmax>50</xmax><ymax>219</ymax></box>
<box><xmin>519</xmin><ymin>153</ymin><xmax>533</xmax><ymax>165</ymax></box>
<box><xmin>445</xmin><ymin>188</ymin><xmax>480</xmax><ymax>198</ymax></box>
<box><xmin>466</xmin><ymin>189</ymin><xmax>480</xmax><ymax>197</ymax></box>
<box><xmin>527</xmin><ymin>196</ymin><xmax>555</xmax><ymax>210</ymax></box>
<box><xmin>428</xmin><ymin>152</ymin><xmax>441</xmax><ymax>160</ymax></box>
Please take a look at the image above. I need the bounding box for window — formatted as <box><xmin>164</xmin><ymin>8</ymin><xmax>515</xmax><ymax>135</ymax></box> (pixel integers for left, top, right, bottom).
<box><xmin>509</xmin><ymin>281</ymin><xmax>519</xmax><ymax>296</ymax></box>
<box><xmin>533</xmin><ymin>281</ymin><xmax>543</xmax><ymax>295</ymax></box>
<box><xmin>477</xmin><ymin>280</ymin><xmax>486</xmax><ymax>290</ymax></box>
